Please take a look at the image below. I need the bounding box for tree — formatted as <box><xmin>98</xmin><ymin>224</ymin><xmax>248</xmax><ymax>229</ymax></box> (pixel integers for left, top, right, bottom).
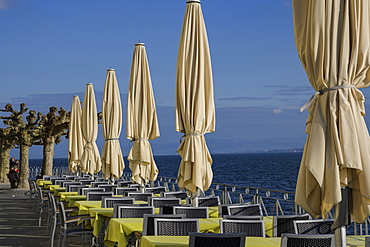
<box><xmin>0</xmin><ymin>128</ymin><xmax>16</xmax><ymax>182</ymax></box>
<box><xmin>36</xmin><ymin>107</ymin><xmax>70</xmax><ymax>176</ymax></box>
<box><xmin>0</xmin><ymin>103</ymin><xmax>41</xmax><ymax>188</ymax></box>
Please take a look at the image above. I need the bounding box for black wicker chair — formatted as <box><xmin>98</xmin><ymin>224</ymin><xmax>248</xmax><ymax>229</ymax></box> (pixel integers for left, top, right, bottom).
<box><xmin>154</xmin><ymin>218</ymin><xmax>199</xmax><ymax>236</ymax></box>
<box><xmin>188</xmin><ymin>233</ymin><xmax>246</xmax><ymax>247</ymax></box>
<box><xmin>114</xmin><ymin>205</ymin><xmax>154</xmax><ymax>218</ymax></box>
<box><xmin>142</xmin><ymin>214</ymin><xmax>186</xmax><ymax>236</ymax></box>
<box><xmin>220</xmin><ymin>219</ymin><xmax>265</xmax><ymax>237</ymax></box>
<box><xmin>148</xmin><ymin>197</ymin><xmax>181</xmax><ymax>207</ymax></box>
<box><xmin>127</xmin><ymin>192</ymin><xmax>153</xmax><ymax>202</ymax></box>
<box><xmin>294</xmin><ymin>219</ymin><xmax>334</xmax><ymax>235</ymax></box>
<box><xmin>193</xmin><ymin>196</ymin><xmax>220</xmax><ymax>207</ymax></box>
<box><xmin>101</xmin><ymin>196</ymin><xmax>135</xmax><ymax>208</ymax></box>
<box><xmin>227</xmin><ymin>204</ymin><xmax>263</xmax><ymax>216</ymax></box>
<box><xmin>173</xmin><ymin>206</ymin><xmax>208</xmax><ymax>219</ymax></box>
<box><xmin>280</xmin><ymin>233</ymin><xmax>335</xmax><ymax>247</ymax></box>
<box><xmin>273</xmin><ymin>213</ymin><xmax>311</xmax><ymax>237</ymax></box>
<box><xmin>86</xmin><ymin>191</ymin><xmax>113</xmax><ymax>201</ymax></box>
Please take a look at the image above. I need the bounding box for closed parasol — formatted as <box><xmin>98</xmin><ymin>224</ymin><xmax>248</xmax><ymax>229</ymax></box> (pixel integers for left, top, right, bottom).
<box><xmin>80</xmin><ymin>83</ymin><xmax>101</xmax><ymax>175</ymax></box>
<box><xmin>68</xmin><ymin>95</ymin><xmax>85</xmax><ymax>174</ymax></box>
<box><xmin>176</xmin><ymin>0</ymin><xmax>215</xmax><ymax>195</ymax></box>
<box><xmin>127</xmin><ymin>43</ymin><xmax>160</xmax><ymax>186</ymax></box>
<box><xmin>292</xmin><ymin>0</ymin><xmax>370</xmax><ymax>245</ymax></box>
<box><xmin>101</xmin><ymin>69</ymin><xmax>125</xmax><ymax>181</ymax></box>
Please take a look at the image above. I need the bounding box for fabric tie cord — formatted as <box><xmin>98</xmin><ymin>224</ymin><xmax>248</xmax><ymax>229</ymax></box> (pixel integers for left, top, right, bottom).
<box><xmin>300</xmin><ymin>84</ymin><xmax>356</xmax><ymax>113</ymax></box>
<box><xmin>104</xmin><ymin>138</ymin><xmax>119</xmax><ymax>141</ymax></box>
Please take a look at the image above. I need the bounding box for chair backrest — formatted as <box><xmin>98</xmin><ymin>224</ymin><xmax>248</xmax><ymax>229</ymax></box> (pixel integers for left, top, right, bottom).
<box><xmin>127</xmin><ymin>192</ymin><xmax>153</xmax><ymax>202</ymax></box>
<box><xmin>79</xmin><ymin>179</ymin><xmax>94</xmax><ymax>185</ymax></box>
<box><xmin>144</xmin><ymin>187</ymin><xmax>167</xmax><ymax>194</ymax></box>
<box><xmin>280</xmin><ymin>233</ymin><xmax>335</xmax><ymax>247</ymax></box>
<box><xmin>91</xmin><ymin>181</ymin><xmax>109</xmax><ymax>188</ymax></box>
<box><xmin>98</xmin><ymin>184</ymin><xmax>118</xmax><ymax>192</ymax></box>
<box><xmin>50</xmin><ymin>177</ymin><xmax>63</xmax><ymax>184</ymax></box>
<box><xmin>161</xmin><ymin>191</ymin><xmax>188</xmax><ymax>199</ymax></box>
<box><xmin>159</xmin><ymin>204</ymin><xmax>191</xmax><ymax>214</ymax></box>
<box><xmin>154</xmin><ymin>218</ymin><xmax>199</xmax><ymax>236</ymax></box>
<box><xmin>115</xmin><ymin>206</ymin><xmax>154</xmax><ymax>218</ymax></box>
<box><xmin>112</xmin><ymin>204</ymin><xmax>147</xmax><ymax>218</ymax></box>
<box><xmin>142</xmin><ymin>214</ymin><xmax>186</xmax><ymax>236</ymax></box>
<box><xmin>86</xmin><ymin>191</ymin><xmax>114</xmax><ymax>201</ymax></box>
<box><xmin>193</xmin><ymin>196</ymin><xmax>220</xmax><ymax>207</ymax></box>
<box><xmin>128</xmin><ymin>184</ymin><xmax>141</xmax><ymax>188</ymax></box>
<box><xmin>294</xmin><ymin>219</ymin><xmax>334</xmax><ymax>235</ymax></box>
<box><xmin>219</xmin><ymin>203</ymin><xmax>252</xmax><ymax>217</ymax></box>
<box><xmin>273</xmin><ymin>213</ymin><xmax>310</xmax><ymax>237</ymax></box>
<box><xmin>81</xmin><ymin>187</ymin><xmax>105</xmax><ymax>195</ymax></box>
<box><xmin>117</xmin><ymin>181</ymin><xmax>133</xmax><ymax>187</ymax></box>
<box><xmin>227</xmin><ymin>204</ymin><xmax>263</xmax><ymax>216</ymax></box>
<box><xmin>63</xmin><ymin>175</ymin><xmax>77</xmax><ymax>180</ymax></box>
<box><xmin>69</xmin><ymin>185</ymin><xmax>89</xmax><ymax>193</ymax></box>
<box><xmin>114</xmin><ymin>187</ymin><xmax>139</xmax><ymax>196</ymax></box>
<box><xmin>101</xmin><ymin>197</ymin><xmax>135</xmax><ymax>208</ymax></box>
<box><xmin>220</xmin><ymin>219</ymin><xmax>265</xmax><ymax>237</ymax></box>
<box><xmin>64</xmin><ymin>182</ymin><xmax>82</xmax><ymax>192</ymax></box>
<box><xmin>148</xmin><ymin>197</ymin><xmax>181</xmax><ymax>207</ymax></box>
<box><xmin>223</xmin><ymin>215</ymin><xmax>263</xmax><ymax>220</ymax></box>
<box><xmin>55</xmin><ymin>179</ymin><xmax>70</xmax><ymax>186</ymax></box>
<box><xmin>43</xmin><ymin>175</ymin><xmax>58</xmax><ymax>181</ymax></box>
<box><xmin>173</xmin><ymin>206</ymin><xmax>209</xmax><ymax>218</ymax></box>
<box><xmin>188</xmin><ymin>233</ymin><xmax>246</xmax><ymax>247</ymax></box>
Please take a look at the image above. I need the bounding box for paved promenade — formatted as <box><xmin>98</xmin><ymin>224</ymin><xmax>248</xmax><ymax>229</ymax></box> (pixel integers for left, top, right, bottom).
<box><xmin>0</xmin><ymin>182</ymin><xmax>50</xmax><ymax>247</ymax></box>
<box><xmin>0</xmin><ymin>183</ymin><xmax>84</xmax><ymax>247</ymax></box>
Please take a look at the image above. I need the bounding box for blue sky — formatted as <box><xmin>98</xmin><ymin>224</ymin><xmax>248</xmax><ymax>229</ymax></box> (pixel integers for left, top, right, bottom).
<box><xmin>1</xmin><ymin>0</ymin><xmax>370</xmax><ymax>158</ymax></box>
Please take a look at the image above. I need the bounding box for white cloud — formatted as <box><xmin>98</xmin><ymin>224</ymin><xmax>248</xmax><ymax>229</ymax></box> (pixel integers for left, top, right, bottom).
<box><xmin>273</xmin><ymin>109</ymin><xmax>283</xmax><ymax>114</ymax></box>
<box><xmin>0</xmin><ymin>0</ymin><xmax>9</xmax><ymax>10</ymax></box>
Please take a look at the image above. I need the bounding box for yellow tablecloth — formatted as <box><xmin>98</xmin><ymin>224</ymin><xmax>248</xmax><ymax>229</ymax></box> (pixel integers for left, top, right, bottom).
<box><xmin>139</xmin><ymin>236</ymin><xmax>282</xmax><ymax>247</ymax></box>
<box><xmin>347</xmin><ymin>235</ymin><xmax>369</xmax><ymax>247</ymax></box>
<box><xmin>65</xmin><ymin>195</ymin><xmax>87</xmax><ymax>207</ymax></box>
<box><xmin>59</xmin><ymin>191</ymin><xmax>78</xmax><ymax>201</ymax></box>
<box><xmin>104</xmin><ymin>217</ymin><xmax>221</xmax><ymax>247</ymax></box>
<box><xmin>53</xmin><ymin>187</ymin><xmax>66</xmax><ymax>196</ymax></box>
<box><xmin>46</xmin><ymin>184</ymin><xmax>60</xmax><ymax>191</ymax></box>
<box><xmin>36</xmin><ymin>179</ymin><xmax>53</xmax><ymax>187</ymax></box>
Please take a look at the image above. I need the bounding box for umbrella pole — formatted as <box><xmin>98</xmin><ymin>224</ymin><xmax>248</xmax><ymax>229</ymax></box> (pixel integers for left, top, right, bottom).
<box><xmin>334</xmin><ymin>226</ymin><xmax>346</xmax><ymax>247</ymax></box>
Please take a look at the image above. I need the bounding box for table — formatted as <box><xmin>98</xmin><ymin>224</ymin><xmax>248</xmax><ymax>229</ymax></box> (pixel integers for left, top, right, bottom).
<box><xmin>104</xmin><ymin>217</ymin><xmax>221</xmax><ymax>247</ymax></box>
<box><xmin>58</xmin><ymin>191</ymin><xmax>78</xmax><ymax>201</ymax></box>
<box><xmin>139</xmin><ymin>236</ymin><xmax>282</xmax><ymax>247</ymax></box>
<box><xmin>65</xmin><ymin>195</ymin><xmax>87</xmax><ymax>207</ymax></box>
<box><xmin>53</xmin><ymin>187</ymin><xmax>66</xmax><ymax>196</ymax></box>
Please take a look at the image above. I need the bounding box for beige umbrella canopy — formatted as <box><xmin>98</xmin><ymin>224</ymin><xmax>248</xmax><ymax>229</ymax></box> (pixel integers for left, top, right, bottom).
<box><xmin>101</xmin><ymin>69</ymin><xmax>125</xmax><ymax>181</ymax></box>
<box><xmin>80</xmin><ymin>83</ymin><xmax>101</xmax><ymax>175</ymax></box>
<box><xmin>293</xmin><ymin>0</ymin><xmax>370</xmax><ymax>227</ymax></box>
<box><xmin>127</xmin><ymin>43</ymin><xmax>160</xmax><ymax>186</ymax></box>
<box><xmin>68</xmin><ymin>96</ymin><xmax>85</xmax><ymax>173</ymax></box>
<box><xmin>176</xmin><ymin>0</ymin><xmax>215</xmax><ymax>194</ymax></box>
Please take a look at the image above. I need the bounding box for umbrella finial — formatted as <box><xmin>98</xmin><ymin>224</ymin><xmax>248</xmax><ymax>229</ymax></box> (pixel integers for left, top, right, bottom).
<box><xmin>187</xmin><ymin>0</ymin><xmax>201</xmax><ymax>3</ymax></box>
<box><xmin>135</xmin><ymin>42</ymin><xmax>145</xmax><ymax>46</ymax></box>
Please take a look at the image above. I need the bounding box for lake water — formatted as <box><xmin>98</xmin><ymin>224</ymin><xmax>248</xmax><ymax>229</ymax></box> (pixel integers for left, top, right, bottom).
<box><xmin>30</xmin><ymin>152</ymin><xmax>302</xmax><ymax>192</ymax></box>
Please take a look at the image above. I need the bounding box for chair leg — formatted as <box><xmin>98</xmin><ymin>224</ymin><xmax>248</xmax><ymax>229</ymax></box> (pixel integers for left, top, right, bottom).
<box><xmin>49</xmin><ymin>216</ymin><xmax>56</xmax><ymax>247</ymax></box>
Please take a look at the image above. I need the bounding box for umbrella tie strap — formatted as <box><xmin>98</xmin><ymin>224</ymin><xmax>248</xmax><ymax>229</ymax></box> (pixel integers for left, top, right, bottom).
<box><xmin>180</xmin><ymin>133</ymin><xmax>204</xmax><ymax>143</ymax></box>
<box><xmin>105</xmin><ymin>138</ymin><xmax>119</xmax><ymax>141</ymax></box>
<box><xmin>300</xmin><ymin>85</ymin><xmax>356</xmax><ymax>113</ymax></box>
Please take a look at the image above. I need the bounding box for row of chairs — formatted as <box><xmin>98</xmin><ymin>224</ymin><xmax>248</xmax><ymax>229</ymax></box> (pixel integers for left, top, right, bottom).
<box><xmin>186</xmin><ymin>233</ymin><xmax>335</xmax><ymax>247</ymax></box>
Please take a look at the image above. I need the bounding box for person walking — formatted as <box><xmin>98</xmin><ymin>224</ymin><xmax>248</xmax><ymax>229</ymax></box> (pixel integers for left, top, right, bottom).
<box><xmin>7</xmin><ymin>165</ymin><xmax>20</xmax><ymax>188</ymax></box>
